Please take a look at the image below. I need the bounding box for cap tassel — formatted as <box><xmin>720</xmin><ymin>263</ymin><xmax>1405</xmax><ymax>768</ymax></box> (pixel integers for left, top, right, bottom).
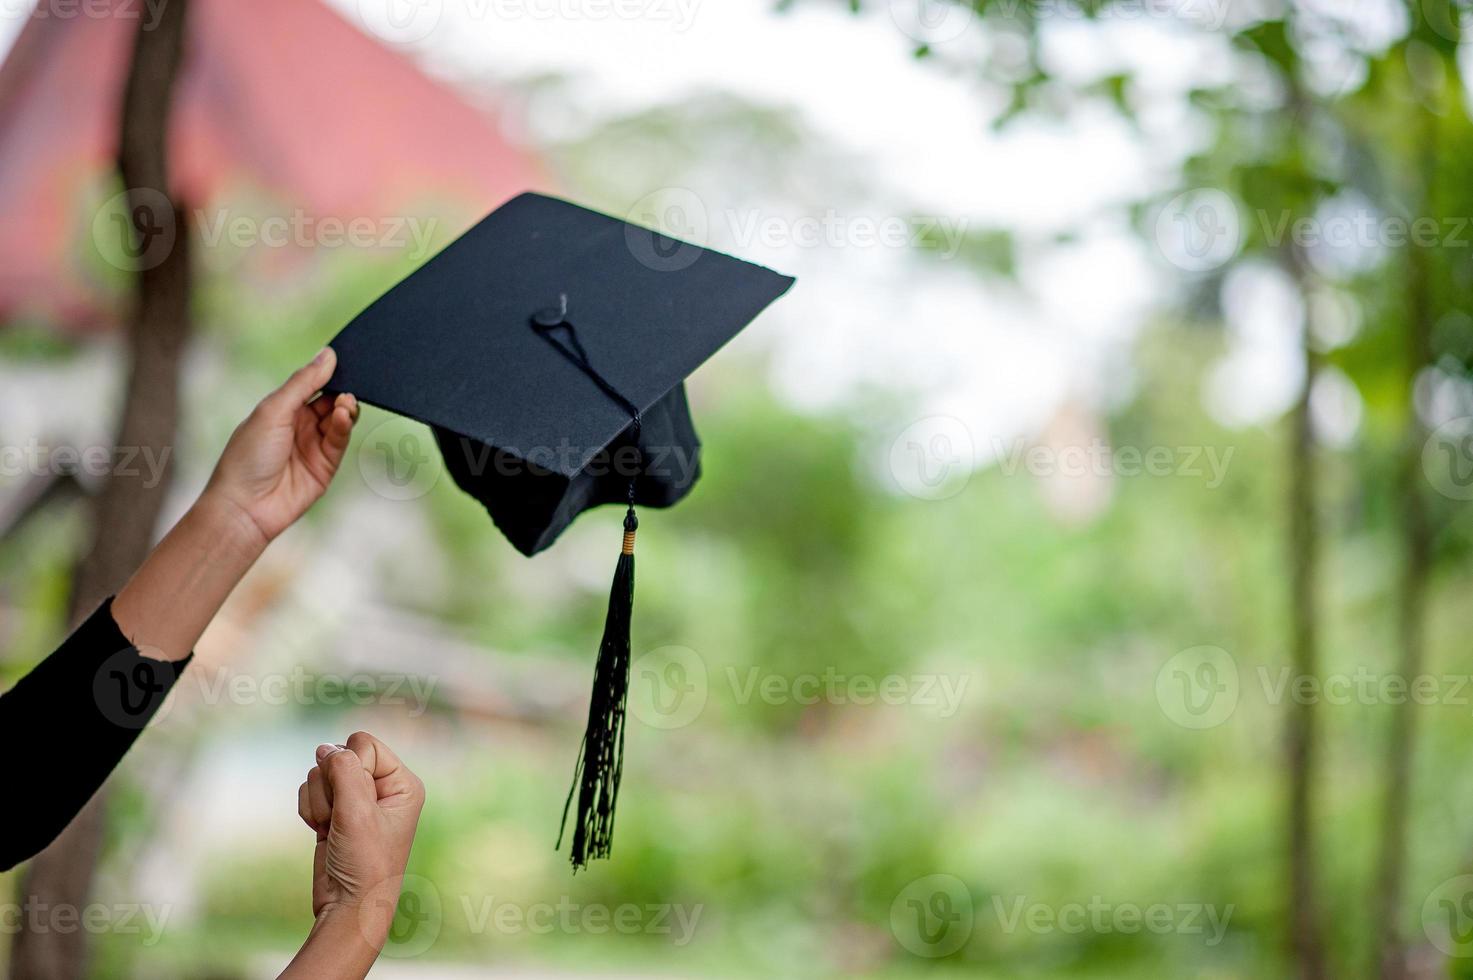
<box><xmin>533</xmin><ymin>298</ymin><xmax>647</xmax><ymax>870</ymax></box>
<box><xmin>558</xmin><ymin>506</ymin><xmax>638</xmax><ymax>870</ymax></box>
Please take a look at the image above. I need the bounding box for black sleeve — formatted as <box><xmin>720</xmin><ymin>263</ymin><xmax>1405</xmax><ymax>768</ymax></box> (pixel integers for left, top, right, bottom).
<box><xmin>0</xmin><ymin>598</ymin><xmax>192</xmax><ymax>871</ymax></box>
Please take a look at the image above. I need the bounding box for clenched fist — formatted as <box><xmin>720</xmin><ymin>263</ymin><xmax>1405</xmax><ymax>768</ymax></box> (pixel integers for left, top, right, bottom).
<box><xmin>296</xmin><ymin>733</ymin><xmax>425</xmax><ymax>947</ymax></box>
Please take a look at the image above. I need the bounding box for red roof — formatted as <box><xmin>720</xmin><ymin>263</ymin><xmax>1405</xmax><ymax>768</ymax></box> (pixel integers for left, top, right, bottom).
<box><xmin>0</xmin><ymin>0</ymin><xmax>541</xmax><ymax>329</ymax></box>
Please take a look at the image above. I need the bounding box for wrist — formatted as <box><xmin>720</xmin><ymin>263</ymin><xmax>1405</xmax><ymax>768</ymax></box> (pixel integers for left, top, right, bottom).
<box><xmin>191</xmin><ymin>489</ymin><xmax>272</xmax><ymax>560</ymax></box>
<box><xmin>317</xmin><ymin>897</ymin><xmax>394</xmax><ymax>952</ymax></box>
<box><xmin>111</xmin><ymin>487</ymin><xmax>272</xmax><ymax>661</ymax></box>
<box><xmin>281</xmin><ymin>902</ymin><xmax>386</xmax><ymax>980</ymax></box>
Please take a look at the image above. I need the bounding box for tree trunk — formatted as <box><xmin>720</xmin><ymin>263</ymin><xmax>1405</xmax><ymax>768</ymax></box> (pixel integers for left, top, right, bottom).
<box><xmin>1371</xmin><ymin>96</ymin><xmax>1437</xmax><ymax>980</ymax></box>
<box><xmin>8</xmin><ymin>2</ymin><xmax>191</xmax><ymax>978</ymax></box>
<box><xmin>1285</xmin><ymin>245</ymin><xmax>1327</xmax><ymax>980</ymax></box>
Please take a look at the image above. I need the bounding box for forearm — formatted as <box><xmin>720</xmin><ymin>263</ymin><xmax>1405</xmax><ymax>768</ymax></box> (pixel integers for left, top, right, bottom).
<box><xmin>279</xmin><ymin>905</ymin><xmax>389</xmax><ymax>980</ymax></box>
<box><xmin>0</xmin><ymin>597</ymin><xmax>192</xmax><ymax>870</ymax></box>
<box><xmin>110</xmin><ymin>492</ymin><xmax>268</xmax><ymax>661</ymax></box>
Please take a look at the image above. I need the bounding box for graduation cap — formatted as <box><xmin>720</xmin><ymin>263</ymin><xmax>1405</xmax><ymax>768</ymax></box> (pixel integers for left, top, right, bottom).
<box><xmin>326</xmin><ymin>191</ymin><xmax>794</xmax><ymax>869</ymax></box>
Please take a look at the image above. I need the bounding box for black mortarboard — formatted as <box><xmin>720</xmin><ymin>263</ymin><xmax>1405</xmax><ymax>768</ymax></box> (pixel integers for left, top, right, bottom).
<box><xmin>325</xmin><ymin>191</ymin><xmax>794</xmax><ymax>869</ymax></box>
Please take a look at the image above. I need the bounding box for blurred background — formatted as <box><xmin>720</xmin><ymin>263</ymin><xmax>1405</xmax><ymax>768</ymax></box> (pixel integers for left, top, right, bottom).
<box><xmin>2</xmin><ymin>0</ymin><xmax>1473</xmax><ymax>977</ymax></box>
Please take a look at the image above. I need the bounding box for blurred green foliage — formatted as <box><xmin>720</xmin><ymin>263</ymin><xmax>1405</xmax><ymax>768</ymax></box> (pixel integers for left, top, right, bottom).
<box><xmin>4</xmin><ymin>1</ymin><xmax>1473</xmax><ymax>978</ymax></box>
<box><xmin>7</xmin><ymin>318</ymin><xmax>1469</xmax><ymax>977</ymax></box>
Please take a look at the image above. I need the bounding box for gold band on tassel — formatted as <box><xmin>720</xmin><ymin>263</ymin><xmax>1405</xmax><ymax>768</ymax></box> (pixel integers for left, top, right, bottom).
<box><xmin>621</xmin><ymin>528</ymin><xmax>637</xmax><ymax>555</ymax></box>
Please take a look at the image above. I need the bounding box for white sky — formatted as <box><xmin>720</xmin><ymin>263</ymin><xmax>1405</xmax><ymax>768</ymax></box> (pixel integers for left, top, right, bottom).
<box><xmin>329</xmin><ymin>0</ymin><xmax>1278</xmax><ymax>465</ymax></box>
<box><xmin>0</xmin><ymin>0</ymin><xmax>1311</xmax><ymax>476</ymax></box>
